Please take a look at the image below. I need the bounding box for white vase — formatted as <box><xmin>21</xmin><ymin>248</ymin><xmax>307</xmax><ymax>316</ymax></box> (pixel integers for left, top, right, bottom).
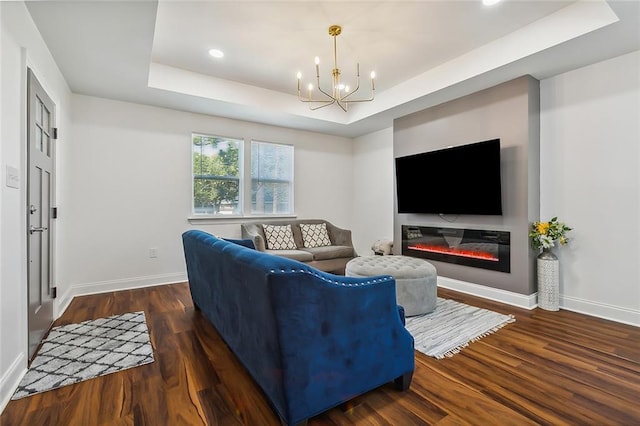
<box><xmin>537</xmin><ymin>248</ymin><xmax>559</xmax><ymax>311</ymax></box>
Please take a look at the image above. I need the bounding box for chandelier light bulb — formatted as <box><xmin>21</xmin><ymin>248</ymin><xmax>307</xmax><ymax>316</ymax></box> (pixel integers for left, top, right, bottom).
<box><xmin>307</xmin><ymin>83</ymin><xmax>313</xmax><ymax>92</ymax></box>
<box><xmin>371</xmin><ymin>71</ymin><xmax>376</xmax><ymax>79</ymax></box>
<box><xmin>315</xmin><ymin>56</ymin><xmax>320</xmax><ymax>65</ymax></box>
<box><xmin>296</xmin><ymin>72</ymin><xmax>302</xmax><ymax>80</ymax></box>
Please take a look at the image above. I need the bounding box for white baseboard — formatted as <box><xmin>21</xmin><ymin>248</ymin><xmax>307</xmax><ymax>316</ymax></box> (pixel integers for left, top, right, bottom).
<box><xmin>0</xmin><ymin>353</ymin><xmax>26</xmax><ymax>415</ymax></box>
<box><xmin>561</xmin><ymin>295</ymin><xmax>640</xmax><ymax>327</ymax></box>
<box><xmin>55</xmin><ymin>272</ymin><xmax>188</xmax><ymax>319</ymax></box>
<box><xmin>437</xmin><ymin>276</ymin><xmax>538</xmax><ymax>309</ymax></box>
<box><xmin>438</xmin><ymin>276</ymin><xmax>640</xmax><ymax>327</ymax></box>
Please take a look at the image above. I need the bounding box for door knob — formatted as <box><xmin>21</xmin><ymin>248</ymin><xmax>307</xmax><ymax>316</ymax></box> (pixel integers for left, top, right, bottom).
<box><xmin>29</xmin><ymin>225</ymin><xmax>48</xmax><ymax>234</ymax></box>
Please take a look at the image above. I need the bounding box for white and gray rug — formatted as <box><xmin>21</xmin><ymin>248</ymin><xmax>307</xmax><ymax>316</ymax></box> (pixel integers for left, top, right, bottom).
<box><xmin>11</xmin><ymin>311</ymin><xmax>154</xmax><ymax>400</ymax></box>
<box><xmin>405</xmin><ymin>298</ymin><xmax>515</xmax><ymax>359</ymax></box>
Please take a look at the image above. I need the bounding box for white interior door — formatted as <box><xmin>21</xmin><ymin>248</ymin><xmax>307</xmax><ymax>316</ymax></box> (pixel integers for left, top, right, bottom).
<box><xmin>27</xmin><ymin>68</ymin><xmax>56</xmax><ymax>361</ymax></box>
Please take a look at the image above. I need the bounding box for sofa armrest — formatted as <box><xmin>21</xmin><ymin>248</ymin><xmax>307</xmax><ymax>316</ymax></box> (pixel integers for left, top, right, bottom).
<box><xmin>267</xmin><ymin>271</ymin><xmax>415</xmax><ymax>423</ymax></box>
<box><xmin>223</xmin><ymin>238</ymin><xmax>256</xmax><ymax>250</ymax></box>
<box><xmin>325</xmin><ymin>222</ymin><xmax>354</xmax><ymax>248</ymax></box>
<box><xmin>241</xmin><ymin>223</ymin><xmax>266</xmax><ymax>251</ymax></box>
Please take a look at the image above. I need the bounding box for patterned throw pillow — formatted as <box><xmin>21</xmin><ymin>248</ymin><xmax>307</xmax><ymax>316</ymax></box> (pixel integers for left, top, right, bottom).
<box><xmin>300</xmin><ymin>223</ymin><xmax>332</xmax><ymax>248</ymax></box>
<box><xmin>262</xmin><ymin>224</ymin><xmax>297</xmax><ymax>250</ymax></box>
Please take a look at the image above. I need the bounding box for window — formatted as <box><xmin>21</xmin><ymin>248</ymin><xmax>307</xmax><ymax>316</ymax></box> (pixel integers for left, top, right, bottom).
<box><xmin>192</xmin><ymin>134</ymin><xmax>242</xmax><ymax>215</ymax></box>
<box><xmin>251</xmin><ymin>141</ymin><xmax>294</xmax><ymax>215</ymax></box>
<box><xmin>190</xmin><ymin>136</ymin><xmax>294</xmax><ymax>218</ymax></box>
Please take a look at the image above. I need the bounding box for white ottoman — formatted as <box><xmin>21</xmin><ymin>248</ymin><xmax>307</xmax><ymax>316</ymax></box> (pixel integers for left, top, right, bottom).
<box><xmin>345</xmin><ymin>255</ymin><xmax>437</xmax><ymax>316</ymax></box>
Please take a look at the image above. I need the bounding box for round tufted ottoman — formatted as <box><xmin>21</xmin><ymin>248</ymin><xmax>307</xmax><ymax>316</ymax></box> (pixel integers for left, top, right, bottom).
<box><xmin>345</xmin><ymin>255</ymin><xmax>437</xmax><ymax>316</ymax></box>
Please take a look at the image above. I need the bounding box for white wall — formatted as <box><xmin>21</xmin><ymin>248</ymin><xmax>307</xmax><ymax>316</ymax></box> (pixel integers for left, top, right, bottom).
<box><xmin>540</xmin><ymin>50</ymin><xmax>640</xmax><ymax>325</ymax></box>
<box><xmin>0</xmin><ymin>1</ymin><xmax>72</xmax><ymax>412</ymax></box>
<box><xmin>60</xmin><ymin>95</ymin><xmax>354</xmax><ymax>308</ymax></box>
<box><xmin>352</xmin><ymin>127</ymin><xmax>395</xmax><ymax>255</ymax></box>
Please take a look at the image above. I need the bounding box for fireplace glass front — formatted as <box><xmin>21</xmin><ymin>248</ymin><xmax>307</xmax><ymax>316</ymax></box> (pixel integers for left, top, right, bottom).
<box><xmin>402</xmin><ymin>225</ymin><xmax>510</xmax><ymax>273</ymax></box>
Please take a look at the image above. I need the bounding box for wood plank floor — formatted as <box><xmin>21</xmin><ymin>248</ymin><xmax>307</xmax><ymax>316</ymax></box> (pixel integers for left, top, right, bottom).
<box><xmin>2</xmin><ymin>282</ymin><xmax>639</xmax><ymax>425</ymax></box>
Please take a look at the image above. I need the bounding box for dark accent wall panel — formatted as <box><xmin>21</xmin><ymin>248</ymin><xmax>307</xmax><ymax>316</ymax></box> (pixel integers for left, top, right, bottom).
<box><xmin>393</xmin><ymin>75</ymin><xmax>540</xmax><ymax>295</ymax></box>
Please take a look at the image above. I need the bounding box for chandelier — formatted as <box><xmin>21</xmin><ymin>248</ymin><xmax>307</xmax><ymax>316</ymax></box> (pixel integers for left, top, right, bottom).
<box><xmin>296</xmin><ymin>25</ymin><xmax>375</xmax><ymax>112</ymax></box>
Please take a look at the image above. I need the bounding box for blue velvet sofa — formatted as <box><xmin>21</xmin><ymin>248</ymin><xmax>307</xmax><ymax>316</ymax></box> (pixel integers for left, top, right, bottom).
<box><xmin>181</xmin><ymin>230</ymin><xmax>415</xmax><ymax>426</ymax></box>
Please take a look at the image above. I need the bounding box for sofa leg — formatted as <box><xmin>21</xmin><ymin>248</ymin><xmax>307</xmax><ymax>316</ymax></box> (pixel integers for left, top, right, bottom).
<box><xmin>393</xmin><ymin>371</ymin><xmax>413</xmax><ymax>391</ymax></box>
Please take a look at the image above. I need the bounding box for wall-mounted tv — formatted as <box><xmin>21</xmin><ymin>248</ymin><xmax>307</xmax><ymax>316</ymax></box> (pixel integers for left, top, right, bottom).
<box><xmin>395</xmin><ymin>138</ymin><xmax>503</xmax><ymax>215</ymax></box>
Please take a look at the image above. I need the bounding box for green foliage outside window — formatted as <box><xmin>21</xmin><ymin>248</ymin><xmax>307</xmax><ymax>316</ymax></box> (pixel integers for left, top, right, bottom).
<box><xmin>193</xmin><ymin>134</ymin><xmax>241</xmax><ymax>215</ymax></box>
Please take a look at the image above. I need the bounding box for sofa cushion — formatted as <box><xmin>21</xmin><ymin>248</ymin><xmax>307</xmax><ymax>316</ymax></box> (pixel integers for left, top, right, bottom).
<box><xmin>263</xmin><ymin>224</ymin><xmax>297</xmax><ymax>250</ymax></box>
<box><xmin>300</xmin><ymin>223</ymin><xmax>332</xmax><ymax>248</ymax></box>
<box><xmin>265</xmin><ymin>249</ymin><xmax>314</xmax><ymax>262</ymax></box>
<box><xmin>299</xmin><ymin>245</ymin><xmax>355</xmax><ymax>261</ymax></box>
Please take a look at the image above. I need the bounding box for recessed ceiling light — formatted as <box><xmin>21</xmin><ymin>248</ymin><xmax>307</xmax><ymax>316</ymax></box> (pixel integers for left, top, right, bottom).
<box><xmin>208</xmin><ymin>49</ymin><xmax>224</xmax><ymax>59</ymax></box>
<box><xmin>483</xmin><ymin>0</ymin><xmax>501</xmax><ymax>5</ymax></box>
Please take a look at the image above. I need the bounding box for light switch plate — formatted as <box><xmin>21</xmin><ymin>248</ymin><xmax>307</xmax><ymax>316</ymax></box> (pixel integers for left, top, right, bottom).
<box><xmin>5</xmin><ymin>165</ymin><xmax>20</xmax><ymax>189</ymax></box>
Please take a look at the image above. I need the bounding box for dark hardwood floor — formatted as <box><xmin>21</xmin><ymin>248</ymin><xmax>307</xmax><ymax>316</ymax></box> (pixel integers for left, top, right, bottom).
<box><xmin>2</xmin><ymin>282</ymin><xmax>639</xmax><ymax>425</ymax></box>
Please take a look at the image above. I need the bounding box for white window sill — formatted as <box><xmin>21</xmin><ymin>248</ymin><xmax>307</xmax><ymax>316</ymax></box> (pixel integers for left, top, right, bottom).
<box><xmin>188</xmin><ymin>214</ymin><xmax>298</xmax><ymax>225</ymax></box>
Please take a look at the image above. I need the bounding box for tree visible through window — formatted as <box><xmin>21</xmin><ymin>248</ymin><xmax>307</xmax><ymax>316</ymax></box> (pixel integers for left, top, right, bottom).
<box><xmin>251</xmin><ymin>141</ymin><xmax>294</xmax><ymax>215</ymax></box>
<box><xmin>192</xmin><ymin>134</ymin><xmax>242</xmax><ymax>215</ymax></box>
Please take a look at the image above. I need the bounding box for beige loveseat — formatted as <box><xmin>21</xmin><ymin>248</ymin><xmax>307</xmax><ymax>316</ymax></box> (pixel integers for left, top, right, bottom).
<box><xmin>240</xmin><ymin>219</ymin><xmax>357</xmax><ymax>274</ymax></box>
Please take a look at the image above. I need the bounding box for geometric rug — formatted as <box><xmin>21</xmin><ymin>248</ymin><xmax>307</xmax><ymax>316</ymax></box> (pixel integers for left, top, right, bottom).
<box><xmin>405</xmin><ymin>298</ymin><xmax>515</xmax><ymax>359</ymax></box>
<box><xmin>11</xmin><ymin>311</ymin><xmax>154</xmax><ymax>400</ymax></box>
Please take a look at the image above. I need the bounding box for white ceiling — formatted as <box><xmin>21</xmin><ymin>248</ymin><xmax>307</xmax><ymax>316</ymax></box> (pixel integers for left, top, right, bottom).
<box><xmin>26</xmin><ymin>0</ymin><xmax>640</xmax><ymax>138</ymax></box>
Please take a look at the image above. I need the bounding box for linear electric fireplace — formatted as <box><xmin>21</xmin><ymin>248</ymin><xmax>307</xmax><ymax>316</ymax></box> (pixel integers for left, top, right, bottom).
<box><xmin>402</xmin><ymin>225</ymin><xmax>510</xmax><ymax>273</ymax></box>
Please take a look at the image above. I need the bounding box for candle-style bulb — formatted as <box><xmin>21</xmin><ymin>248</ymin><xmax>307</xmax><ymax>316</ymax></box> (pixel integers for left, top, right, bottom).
<box><xmin>314</xmin><ymin>56</ymin><xmax>320</xmax><ymax>65</ymax></box>
<box><xmin>297</xmin><ymin>72</ymin><xmax>302</xmax><ymax>80</ymax></box>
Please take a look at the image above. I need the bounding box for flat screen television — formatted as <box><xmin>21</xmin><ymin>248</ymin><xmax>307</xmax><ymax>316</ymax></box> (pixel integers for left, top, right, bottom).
<box><xmin>395</xmin><ymin>138</ymin><xmax>503</xmax><ymax>215</ymax></box>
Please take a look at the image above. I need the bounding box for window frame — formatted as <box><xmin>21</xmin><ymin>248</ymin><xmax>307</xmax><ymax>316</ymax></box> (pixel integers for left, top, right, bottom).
<box><xmin>189</xmin><ymin>135</ymin><xmax>296</xmax><ymax>221</ymax></box>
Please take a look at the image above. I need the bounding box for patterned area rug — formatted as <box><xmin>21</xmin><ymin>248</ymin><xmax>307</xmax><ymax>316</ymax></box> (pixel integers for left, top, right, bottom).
<box><xmin>405</xmin><ymin>298</ymin><xmax>515</xmax><ymax>359</ymax></box>
<box><xmin>11</xmin><ymin>311</ymin><xmax>154</xmax><ymax>400</ymax></box>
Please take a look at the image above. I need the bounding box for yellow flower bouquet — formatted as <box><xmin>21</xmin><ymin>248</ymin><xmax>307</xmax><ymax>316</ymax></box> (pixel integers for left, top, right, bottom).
<box><xmin>529</xmin><ymin>217</ymin><xmax>572</xmax><ymax>250</ymax></box>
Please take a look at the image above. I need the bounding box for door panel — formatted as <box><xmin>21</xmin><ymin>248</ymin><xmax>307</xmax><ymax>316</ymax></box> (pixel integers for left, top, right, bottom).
<box><xmin>27</xmin><ymin>68</ymin><xmax>55</xmax><ymax>361</ymax></box>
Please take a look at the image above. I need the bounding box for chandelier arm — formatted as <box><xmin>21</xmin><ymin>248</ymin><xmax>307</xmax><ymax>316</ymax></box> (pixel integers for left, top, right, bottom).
<box><xmin>298</xmin><ymin>87</ymin><xmax>334</xmax><ymax>104</ymax></box>
<box><xmin>344</xmin><ymin>83</ymin><xmax>375</xmax><ymax>103</ymax></box>
<box><xmin>341</xmin><ymin>79</ymin><xmax>361</xmax><ymax>102</ymax></box>
<box><xmin>343</xmin><ymin>93</ymin><xmax>375</xmax><ymax>103</ymax></box>
<box><xmin>298</xmin><ymin>79</ymin><xmax>335</xmax><ymax>105</ymax></box>
<box><xmin>342</xmin><ymin>76</ymin><xmax>376</xmax><ymax>103</ymax></box>
<box><xmin>340</xmin><ymin>63</ymin><xmax>360</xmax><ymax>101</ymax></box>
<box><xmin>299</xmin><ymin>98</ymin><xmax>337</xmax><ymax>105</ymax></box>
<box><xmin>310</xmin><ymin>99</ymin><xmax>337</xmax><ymax>110</ymax></box>
<box><xmin>315</xmin><ymin>77</ymin><xmax>335</xmax><ymax>101</ymax></box>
